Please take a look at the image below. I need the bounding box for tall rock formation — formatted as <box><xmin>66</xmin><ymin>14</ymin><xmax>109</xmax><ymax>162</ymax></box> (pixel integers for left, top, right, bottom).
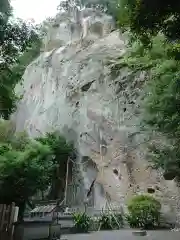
<box><xmin>14</xmin><ymin>7</ymin><xmax>180</xmax><ymax>222</ymax></box>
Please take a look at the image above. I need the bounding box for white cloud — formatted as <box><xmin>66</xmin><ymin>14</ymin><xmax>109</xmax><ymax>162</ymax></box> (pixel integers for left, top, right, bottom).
<box><xmin>11</xmin><ymin>0</ymin><xmax>60</xmax><ymax>23</ymax></box>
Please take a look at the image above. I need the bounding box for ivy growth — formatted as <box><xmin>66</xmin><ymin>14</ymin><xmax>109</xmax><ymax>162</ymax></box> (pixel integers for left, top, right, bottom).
<box><xmin>111</xmin><ymin>33</ymin><xmax>180</xmax><ymax>178</ymax></box>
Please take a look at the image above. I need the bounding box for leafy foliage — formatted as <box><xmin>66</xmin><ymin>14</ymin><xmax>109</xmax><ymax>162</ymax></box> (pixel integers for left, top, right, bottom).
<box><xmin>36</xmin><ymin>131</ymin><xmax>74</xmax><ymax>199</ymax></box>
<box><xmin>73</xmin><ymin>212</ymin><xmax>91</xmax><ymax>232</ymax></box>
<box><xmin>10</xmin><ymin>37</ymin><xmax>41</xmax><ymax>84</ymax></box>
<box><xmin>0</xmin><ymin>119</ymin><xmax>16</xmax><ymax>142</ymax></box>
<box><xmin>110</xmin><ymin>213</ymin><xmax>124</xmax><ymax>229</ymax></box>
<box><xmin>126</xmin><ymin>195</ymin><xmax>161</xmax><ymax>229</ymax></box>
<box><xmin>141</xmin><ymin>39</ymin><xmax>180</xmax><ymax>176</ymax></box>
<box><xmin>98</xmin><ymin>212</ymin><xmax>112</xmax><ymax>230</ymax></box>
<box><xmin>1</xmin><ymin>0</ymin><xmax>11</xmax><ymax>11</ymax></box>
<box><xmin>0</xmin><ymin>0</ymin><xmax>41</xmax><ymax>119</ymax></box>
<box><xmin>0</xmin><ymin>120</ymin><xmax>73</xmax><ymax>220</ymax></box>
<box><xmin>36</xmin><ymin>131</ymin><xmax>74</xmax><ymax>163</ymax></box>
<box><xmin>0</xmin><ymin>142</ymin><xmax>53</xmax><ymax>204</ymax></box>
<box><xmin>0</xmin><ymin>35</ymin><xmax>41</xmax><ymax>119</ymax></box>
<box><xmin>0</xmin><ymin>120</ymin><xmax>54</xmax><ymax>220</ymax></box>
<box><xmin>98</xmin><ymin>211</ymin><xmax>123</xmax><ymax>230</ymax></box>
<box><xmin>117</xmin><ymin>0</ymin><xmax>180</xmax><ymax>42</ymax></box>
<box><xmin>113</xmin><ymin>35</ymin><xmax>180</xmax><ymax>177</ymax></box>
<box><xmin>115</xmin><ymin>0</ymin><xmax>180</xmax><ymax>180</ymax></box>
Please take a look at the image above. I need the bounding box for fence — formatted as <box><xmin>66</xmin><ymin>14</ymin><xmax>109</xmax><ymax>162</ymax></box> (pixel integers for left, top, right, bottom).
<box><xmin>0</xmin><ymin>203</ymin><xmax>16</xmax><ymax>240</ymax></box>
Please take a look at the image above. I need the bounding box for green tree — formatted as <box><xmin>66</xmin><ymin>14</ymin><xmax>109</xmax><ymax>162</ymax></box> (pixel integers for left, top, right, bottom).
<box><xmin>0</xmin><ymin>0</ymin><xmax>11</xmax><ymax>25</ymax></box>
<box><xmin>114</xmin><ymin>0</ymin><xmax>180</xmax><ymax>178</ymax></box>
<box><xmin>0</xmin><ymin>121</ymin><xmax>73</xmax><ymax>219</ymax></box>
<box><xmin>142</xmin><ymin>39</ymin><xmax>180</xmax><ymax>178</ymax></box>
<box><xmin>117</xmin><ymin>0</ymin><xmax>180</xmax><ymax>42</ymax></box>
<box><xmin>0</xmin><ymin>141</ymin><xmax>53</xmax><ymax>220</ymax></box>
<box><xmin>0</xmin><ymin>120</ymin><xmax>54</xmax><ymax>219</ymax></box>
<box><xmin>0</xmin><ymin>0</ymin><xmax>41</xmax><ymax>119</ymax></box>
<box><xmin>1</xmin><ymin>34</ymin><xmax>41</xmax><ymax>119</ymax></box>
<box><xmin>36</xmin><ymin>131</ymin><xmax>74</xmax><ymax>199</ymax></box>
<box><xmin>112</xmin><ymin>34</ymin><xmax>180</xmax><ymax>178</ymax></box>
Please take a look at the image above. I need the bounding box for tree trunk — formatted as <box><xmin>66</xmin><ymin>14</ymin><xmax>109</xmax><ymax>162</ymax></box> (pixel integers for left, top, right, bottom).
<box><xmin>48</xmin><ymin>163</ymin><xmax>66</xmax><ymax>200</ymax></box>
<box><xmin>18</xmin><ymin>201</ymin><xmax>26</xmax><ymax>222</ymax></box>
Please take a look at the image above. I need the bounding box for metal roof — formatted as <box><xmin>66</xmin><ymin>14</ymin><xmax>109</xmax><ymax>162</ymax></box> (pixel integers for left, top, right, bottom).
<box><xmin>31</xmin><ymin>204</ymin><xmax>56</xmax><ymax>213</ymax></box>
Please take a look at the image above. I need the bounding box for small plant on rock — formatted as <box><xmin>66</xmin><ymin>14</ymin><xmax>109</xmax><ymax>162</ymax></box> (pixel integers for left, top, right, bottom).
<box><xmin>126</xmin><ymin>195</ymin><xmax>161</xmax><ymax>229</ymax></box>
<box><xmin>73</xmin><ymin>212</ymin><xmax>91</xmax><ymax>233</ymax></box>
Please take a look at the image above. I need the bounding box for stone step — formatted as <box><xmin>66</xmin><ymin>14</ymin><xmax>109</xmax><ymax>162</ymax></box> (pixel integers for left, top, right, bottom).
<box><xmin>61</xmin><ymin>226</ymin><xmax>76</xmax><ymax>235</ymax></box>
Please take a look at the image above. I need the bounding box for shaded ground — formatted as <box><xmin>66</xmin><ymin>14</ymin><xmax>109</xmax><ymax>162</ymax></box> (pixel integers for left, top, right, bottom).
<box><xmin>61</xmin><ymin>230</ymin><xmax>180</xmax><ymax>240</ymax></box>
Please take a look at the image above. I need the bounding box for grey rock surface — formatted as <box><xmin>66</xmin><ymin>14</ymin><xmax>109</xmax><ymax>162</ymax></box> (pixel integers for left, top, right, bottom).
<box><xmin>14</xmin><ymin>8</ymin><xmax>180</xmax><ymax>223</ymax></box>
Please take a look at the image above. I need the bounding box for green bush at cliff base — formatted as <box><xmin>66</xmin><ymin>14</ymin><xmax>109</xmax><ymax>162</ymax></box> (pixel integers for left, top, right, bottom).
<box><xmin>73</xmin><ymin>212</ymin><xmax>91</xmax><ymax>233</ymax></box>
<box><xmin>126</xmin><ymin>195</ymin><xmax>161</xmax><ymax>229</ymax></box>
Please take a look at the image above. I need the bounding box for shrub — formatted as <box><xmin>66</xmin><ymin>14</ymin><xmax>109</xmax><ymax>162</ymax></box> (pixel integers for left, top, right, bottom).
<box><xmin>73</xmin><ymin>212</ymin><xmax>91</xmax><ymax>233</ymax></box>
<box><xmin>111</xmin><ymin>213</ymin><xmax>124</xmax><ymax>229</ymax></box>
<box><xmin>126</xmin><ymin>195</ymin><xmax>161</xmax><ymax>229</ymax></box>
<box><xmin>98</xmin><ymin>211</ymin><xmax>123</xmax><ymax>230</ymax></box>
<box><xmin>98</xmin><ymin>212</ymin><xmax>112</xmax><ymax>230</ymax></box>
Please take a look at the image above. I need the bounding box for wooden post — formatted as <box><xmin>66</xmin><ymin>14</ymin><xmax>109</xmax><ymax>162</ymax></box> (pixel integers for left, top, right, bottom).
<box><xmin>12</xmin><ymin>206</ymin><xmax>19</xmax><ymax>240</ymax></box>
<box><xmin>64</xmin><ymin>157</ymin><xmax>70</xmax><ymax>206</ymax></box>
<box><xmin>84</xmin><ymin>202</ymin><xmax>87</xmax><ymax>213</ymax></box>
<box><xmin>48</xmin><ymin>223</ymin><xmax>52</xmax><ymax>240</ymax></box>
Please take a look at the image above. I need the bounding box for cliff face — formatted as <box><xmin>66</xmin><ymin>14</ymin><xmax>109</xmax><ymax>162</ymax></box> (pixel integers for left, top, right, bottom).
<box><xmin>14</xmin><ymin>8</ymin><xmax>180</xmax><ymax>221</ymax></box>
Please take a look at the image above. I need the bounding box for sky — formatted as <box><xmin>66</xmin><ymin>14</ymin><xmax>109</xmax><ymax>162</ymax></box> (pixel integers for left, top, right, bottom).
<box><xmin>11</xmin><ymin>0</ymin><xmax>61</xmax><ymax>23</ymax></box>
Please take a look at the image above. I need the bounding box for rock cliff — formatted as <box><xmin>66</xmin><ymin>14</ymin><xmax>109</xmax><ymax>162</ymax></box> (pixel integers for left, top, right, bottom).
<box><xmin>14</xmin><ymin>7</ymin><xmax>180</xmax><ymax>222</ymax></box>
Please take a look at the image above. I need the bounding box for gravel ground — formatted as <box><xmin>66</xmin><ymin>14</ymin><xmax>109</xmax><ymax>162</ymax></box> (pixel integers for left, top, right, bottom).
<box><xmin>61</xmin><ymin>230</ymin><xmax>180</xmax><ymax>240</ymax></box>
